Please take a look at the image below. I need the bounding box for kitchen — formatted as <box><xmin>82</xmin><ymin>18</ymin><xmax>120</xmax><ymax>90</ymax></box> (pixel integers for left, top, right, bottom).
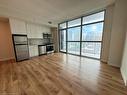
<box><xmin>10</xmin><ymin>18</ymin><xmax>58</xmax><ymax>62</ymax></box>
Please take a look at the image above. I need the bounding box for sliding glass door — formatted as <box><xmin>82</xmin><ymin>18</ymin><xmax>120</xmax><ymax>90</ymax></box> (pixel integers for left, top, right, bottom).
<box><xmin>59</xmin><ymin>11</ymin><xmax>105</xmax><ymax>59</ymax></box>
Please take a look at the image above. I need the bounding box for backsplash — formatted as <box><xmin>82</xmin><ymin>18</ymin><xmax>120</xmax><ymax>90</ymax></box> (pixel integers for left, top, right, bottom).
<box><xmin>28</xmin><ymin>38</ymin><xmax>53</xmax><ymax>45</ymax></box>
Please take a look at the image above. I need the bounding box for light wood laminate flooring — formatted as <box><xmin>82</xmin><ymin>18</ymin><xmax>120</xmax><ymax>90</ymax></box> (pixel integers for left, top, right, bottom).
<box><xmin>0</xmin><ymin>53</ymin><xmax>127</xmax><ymax>95</ymax></box>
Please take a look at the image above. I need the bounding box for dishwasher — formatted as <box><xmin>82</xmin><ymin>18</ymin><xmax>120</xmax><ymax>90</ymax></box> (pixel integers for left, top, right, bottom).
<box><xmin>38</xmin><ymin>45</ymin><xmax>46</xmax><ymax>55</ymax></box>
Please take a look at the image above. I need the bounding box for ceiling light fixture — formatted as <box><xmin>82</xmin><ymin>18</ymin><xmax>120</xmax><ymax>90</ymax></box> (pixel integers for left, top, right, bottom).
<box><xmin>48</xmin><ymin>21</ymin><xmax>52</xmax><ymax>24</ymax></box>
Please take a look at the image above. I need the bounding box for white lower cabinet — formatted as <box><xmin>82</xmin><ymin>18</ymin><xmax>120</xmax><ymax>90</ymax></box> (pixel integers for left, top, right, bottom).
<box><xmin>29</xmin><ymin>45</ymin><xmax>39</xmax><ymax>57</ymax></box>
<box><xmin>34</xmin><ymin>46</ymin><xmax>39</xmax><ymax>56</ymax></box>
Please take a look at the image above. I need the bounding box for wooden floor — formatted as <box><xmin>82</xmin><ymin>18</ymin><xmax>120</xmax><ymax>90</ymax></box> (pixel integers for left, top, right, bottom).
<box><xmin>0</xmin><ymin>53</ymin><xmax>127</xmax><ymax>95</ymax></box>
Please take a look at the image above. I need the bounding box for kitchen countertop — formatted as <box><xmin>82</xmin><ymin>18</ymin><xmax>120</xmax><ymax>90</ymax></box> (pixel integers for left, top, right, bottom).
<box><xmin>29</xmin><ymin>43</ymin><xmax>54</xmax><ymax>46</ymax></box>
<box><xmin>38</xmin><ymin>43</ymin><xmax>54</xmax><ymax>46</ymax></box>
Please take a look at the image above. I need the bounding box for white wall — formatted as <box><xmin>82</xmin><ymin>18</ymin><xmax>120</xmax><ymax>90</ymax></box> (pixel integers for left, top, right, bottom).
<box><xmin>108</xmin><ymin>0</ymin><xmax>127</xmax><ymax>67</ymax></box>
<box><xmin>101</xmin><ymin>4</ymin><xmax>114</xmax><ymax>63</ymax></box>
<box><xmin>121</xmin><ymin>7</ymin><xmax>127</xmax><ymax>84</ymax></box>
<box><xmin>0</xmin><ymin>20</ymin><xmax>15</xmax><ymax>61</ymax></box>
<box><xmin>121</xmin><ymin>23</ymin><xmax>127</xmax><ymax>86</ymax></box>
<box><xmin>100</xmin><ymin>0</ymin><xmax>127</xmax><ymax>85</ymax></box>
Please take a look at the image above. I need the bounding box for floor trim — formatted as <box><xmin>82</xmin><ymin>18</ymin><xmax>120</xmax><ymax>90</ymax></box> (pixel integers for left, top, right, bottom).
<box><xmin>0</xmin><ymin>58</ymin><xmax>15</xmax><ymax>63</ymax></box>
<box><xmin>121</xmin><ymin>68</ymin><xmax>127</xmax><ymax>86</ymax></box>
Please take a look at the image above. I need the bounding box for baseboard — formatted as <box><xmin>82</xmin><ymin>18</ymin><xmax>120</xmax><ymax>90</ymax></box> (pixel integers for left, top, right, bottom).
<box><xmin>108</xmin><ymin>61</ymin><xmax>121</xmax><ymax>68</ymax></box>
<box><xmin>100</xmin><ymin>59</ymin><xmax>107</xmax><ymax>63</ymax></box>
<box><xmin>121</xmin><ymin>68</ymin><xmax>127</xmax><ymax>86</ymax></box>
<box><xmin>0</xmin><ymin>57</ymin><xmax>15</xmax><ymax>63</ymax></box>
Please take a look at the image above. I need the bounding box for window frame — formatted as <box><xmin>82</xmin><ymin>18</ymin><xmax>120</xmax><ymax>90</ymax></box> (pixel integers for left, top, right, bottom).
<box><xmin>58</xmin><ymin>10</ymin><xmax>106</xmax><ymax>59</ymax></box>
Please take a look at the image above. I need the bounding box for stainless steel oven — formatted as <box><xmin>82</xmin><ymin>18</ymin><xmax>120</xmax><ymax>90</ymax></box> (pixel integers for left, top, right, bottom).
<box><xmin>46</xmin><ymin>44</ymin><xmax>54</xmax><ymax>53</ymax></box>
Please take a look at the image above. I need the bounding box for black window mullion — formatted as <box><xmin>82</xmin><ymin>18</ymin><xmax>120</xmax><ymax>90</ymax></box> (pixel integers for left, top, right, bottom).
<box><xmin>67</xmin><ymin>41</ymin><xmax>101</xmax><ymax>42</ymax></box>
<box><xmin>67</xmin><ymin>41</ymin><xmax>80</xmax><ymax>42</ymax></box>
<box><xmin>80</xmin><ymin>17</ymin><xmax>83</xmax><ymax>56</ymax></box>
<box><xmin>58</xmin><ymin>24</ymin><xmax>60</xmax><ymax>52</ymax></box>
<box><xmin>66</xmin><ymin>21</ymin><xmax>68</xmax><ymax>53</ymax></box>
<box><xmin>67</xmin><ymin>25</ymin><xmax>81</xmax><ymax>29</ymax></box>
<box><xmin>81</xmin><ymin>41</ymin><xmax>102</xmax><ymax>42</ymax></box>
<box><xmin>82</xmin><ymin>20</ymin><xmax>104</xmax><ymax>26</ymax></box>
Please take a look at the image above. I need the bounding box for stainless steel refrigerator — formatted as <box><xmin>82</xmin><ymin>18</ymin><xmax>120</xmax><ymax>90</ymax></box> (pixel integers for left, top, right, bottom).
<box><xmin>12</xmin><ymin>34</ymin><xmax>29</xmax><ymax>61</ymax></box>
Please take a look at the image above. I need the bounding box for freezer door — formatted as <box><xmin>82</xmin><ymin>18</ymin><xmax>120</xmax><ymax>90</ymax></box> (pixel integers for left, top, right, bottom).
<box><xmin>15</xmin><ymin>45</ymin><xmax>29</xmax><ymax>61</ymax></box>
<box><xmin>13</xmin><ymin>35</ymin><xmax>28</xmax><ymax>45</ymax></box>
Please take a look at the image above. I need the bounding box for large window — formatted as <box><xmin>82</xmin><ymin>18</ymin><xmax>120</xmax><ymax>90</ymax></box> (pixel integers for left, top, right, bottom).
<box><xmin>59</xmin><ymin>11</ymin><xmax>105</xmax><ymax>59</ymax></box>
<box><xmin>82</xmin><ymin>22</ymin><xmax>103</xmax><ymax>41</ymax></box>
<box><xmin>67</xmin><ymin>26</ymin><xmax>81</xmax><ymax>55</ymax></box>
<box><xmin>83</xmin><ymin>11</ymin><xmax>104</xmax><ymax>24</ymax></box>
<box><xmin>68</xmin><ymin>18</ymin><xmax>81</xmax><ymax>27</ymax></box>
<box><xmin>68</xmin><ymin>27</ymin><xmax>81</xmax><ymax>41</ymax></box>
<box><xmin>81</xmin><ymin>22</ymin><xmax>104</xmax><ymax>58</ymax></box>
<box><xmin>81</xmin><ymin>42</ymin><xmax>101</xmax><ymax>58</ymax></box>
<box><xmin>68</xmin><ymin>42</ymin><xmax>80</xmax><ymax>55</ymax></box>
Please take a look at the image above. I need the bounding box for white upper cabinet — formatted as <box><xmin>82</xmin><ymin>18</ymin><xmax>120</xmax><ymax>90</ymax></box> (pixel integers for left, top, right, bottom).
<box><xmin>9</xmin><ymin>18</ymin><xmax>27</xmax><ymax>34</ymax></box>
<box><xmin>35</xmin><ymin>25</ymin><xmax>43</xmax><ymax>38</ymax></box>
<box><xmin>9</xmin><ymin>18</ymin><xmax>51</xmax><ymax>38</ymax></box>
<box><xmin>26</xmin><ymin>23</ymin><xmax>51</xmax><ymax>38</ymax></box>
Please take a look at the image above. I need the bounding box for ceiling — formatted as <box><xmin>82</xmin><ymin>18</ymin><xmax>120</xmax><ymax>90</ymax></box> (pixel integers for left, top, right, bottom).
<box><xmin>0</xmin><ymin>0</ymin><xmax>115</xmax><ymax>27</ymax></box>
